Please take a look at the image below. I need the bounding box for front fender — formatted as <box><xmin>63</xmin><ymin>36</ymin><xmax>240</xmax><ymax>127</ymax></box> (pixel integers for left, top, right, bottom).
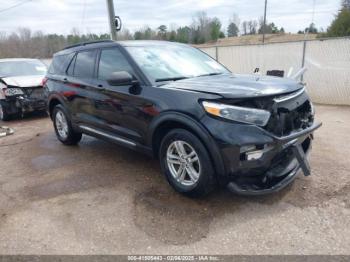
<box><xmin>147</xmin><ymin>111</ymin><xmax>226</xmax><ymax>180</ymax></box>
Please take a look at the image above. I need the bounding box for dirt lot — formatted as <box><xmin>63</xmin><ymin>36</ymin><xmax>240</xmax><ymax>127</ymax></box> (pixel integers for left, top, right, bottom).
<box><xmin>0</xmin><ymin>104</ymin><xmax>349</xmax><ymax>255</ymax></box>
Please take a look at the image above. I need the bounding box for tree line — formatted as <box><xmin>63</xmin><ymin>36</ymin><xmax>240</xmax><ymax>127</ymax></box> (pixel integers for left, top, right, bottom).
<box><xmin>0</xmin><ymin>11</ymin><xmax>285</xmax><ymax>58</ymax></box>
<box><xmin>0</xmin><ymin>1</ymin><xmax>349</xmax><ymax>59</ymax></box>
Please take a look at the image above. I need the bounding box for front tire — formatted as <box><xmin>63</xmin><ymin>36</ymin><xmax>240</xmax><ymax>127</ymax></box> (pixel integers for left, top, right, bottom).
<box><xmin>53</xmin><ymin>105</ymin><xmax>82</xmax><ymax>145</ymax></box>
<box><xmin>159</xmin><ymin>129</ymin><xmax>216</xmax><ymax>197</ymax></box>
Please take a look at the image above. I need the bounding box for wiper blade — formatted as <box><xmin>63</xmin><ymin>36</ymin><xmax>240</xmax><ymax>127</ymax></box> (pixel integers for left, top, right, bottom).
<box><xmin>155</xmin><ymin>76</ymin><xmax>189</xmax><ymax>82</ymax></box>
<box><xmin>197</xmin><ymin>72</ymin><xmax>223</xmax><ymax>77</ymax></box>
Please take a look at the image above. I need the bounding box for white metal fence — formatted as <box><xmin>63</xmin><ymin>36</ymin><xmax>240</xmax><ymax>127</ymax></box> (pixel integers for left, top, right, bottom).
<box><xmin>200</xmin><ymin>37</ymin><xmax>350</xmax><ymax>105</ymax></box>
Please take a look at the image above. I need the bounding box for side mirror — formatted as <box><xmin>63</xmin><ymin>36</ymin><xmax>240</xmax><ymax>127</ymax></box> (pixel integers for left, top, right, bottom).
<box><xmin>107</xmin><ymin>71</ymin><xmax>138</xmax><ymax>86</ymax></box>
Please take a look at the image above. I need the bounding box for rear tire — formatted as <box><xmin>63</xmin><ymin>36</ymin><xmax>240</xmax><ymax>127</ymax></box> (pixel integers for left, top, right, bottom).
<box><xmin>53</xmin><ymin>105</ymin><xmax>82</xmax><ymax>145</ymax></box>
<box><xmin>159</xmin><ymin>129</ymin><xmax>216</xmax><ymax>197</ymax></box>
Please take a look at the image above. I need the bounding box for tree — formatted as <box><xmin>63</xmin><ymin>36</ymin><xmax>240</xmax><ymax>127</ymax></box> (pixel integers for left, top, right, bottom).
<box><xmin>305</xmin><ymin>23</ymin><xmax>318</xmax><ymax>34</ymax></box>
<box><xmin>242</xmin><ymin>21</ymin><xmax>248</xmax><ymax>35</ymax></box>
<box><xmin>134</xmin><ymin>31</ymin><xmax>143</xmax><ymax>40</ymax></box>
<box><xmin>247</xmin><ymin>20</ymin><xmax>258</xmax><ymax>34</ymax></box>
<box><xmin>227</xmin><ymin>22</ymin><xmax>239</xmax><ymax>37</ymax></box>
<box><xmin>168</xmin><ymin>30</ymin><xmax>177</xmax><ymax>42</ymax></box>
<box><xmin>157</xmin><ymin>25</ymin><xmax>167</xmax><ymax>40</ymax></box>
<box><xmin>343</xmin><ymin>0</ymin><xmax>350</xmax><ymax>10</ymax></box>
<box><xmin>326</xmin><ymin>4</ymin><xmax>350</xmax><ymax>36</ymax></box>
<box><xmin>209</xmin><ymin>17</ymin><xmax>222</xmax><ymax>41</ymax></box>
<box><xmin>177</xmin><ymin>26</ymin><xmax>191</xmax><ymax>43</ymax></box>
<box><xmin>258</xmin><ymin>17</ymin><xmax>284</xmax><ymax>34</ymax></box>
<box><xmin>191</xmin><ymin>11</ymin><xmax>211</xmax><ymax>43</ymax></box>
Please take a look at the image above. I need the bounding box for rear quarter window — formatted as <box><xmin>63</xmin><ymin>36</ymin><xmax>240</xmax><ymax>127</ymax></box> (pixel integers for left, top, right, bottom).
<box><xmin>49</xmin><ymin>53</ymin><xmax>75</xmax><ymax>75</ymax></box>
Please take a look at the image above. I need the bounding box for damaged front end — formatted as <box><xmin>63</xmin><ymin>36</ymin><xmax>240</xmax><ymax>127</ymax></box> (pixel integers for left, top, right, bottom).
<box><xmin>202</xmin><ymin>86</ymin><xmax>321</xmax><ymax>195</ymax></box>
<box><xmin>0</xmin><ymin>81</ymin><xmax>47</xmax><ymax>118</ymax></box>
<box><xmin>227</xmin><ymin>123</ymin><xmax>320</xmax><ymax>195</ymax></box>
<box><xmin>228</xmin><ymin>88</ymin><xmax>321</xmax><ymax>195</ymax></box>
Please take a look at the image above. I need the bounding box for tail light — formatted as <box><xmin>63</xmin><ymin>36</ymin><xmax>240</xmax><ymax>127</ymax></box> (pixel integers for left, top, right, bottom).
<box><xmin>41</xmin><ymin>77</ymin><xmax>48</xmax><ymax>87</ymax></box>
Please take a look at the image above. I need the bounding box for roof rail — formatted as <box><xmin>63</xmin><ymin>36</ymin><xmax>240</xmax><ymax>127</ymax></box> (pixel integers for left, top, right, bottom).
<box><xmin>63</xmin><ymin>40</ymin><xmax>114</xmax><ymax>50</ymax></box>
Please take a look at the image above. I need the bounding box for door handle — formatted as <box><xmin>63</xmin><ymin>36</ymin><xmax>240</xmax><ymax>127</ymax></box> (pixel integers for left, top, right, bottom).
<box><xmin>63</xmin><ymin>78</ymin><xmax>68</xmax><ymax>83</ymax></box>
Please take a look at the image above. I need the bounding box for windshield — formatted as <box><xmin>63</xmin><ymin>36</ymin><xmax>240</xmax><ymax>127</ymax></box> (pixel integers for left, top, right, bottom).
<box><xmin>0</xmin><ymin>60</ymin><xmax>47</xmax><ymax>77</ymax></box>
<box><xmin>126</xmin><ymin>45</ymin><xmax>230</xmax><ymax>82</ymax></box>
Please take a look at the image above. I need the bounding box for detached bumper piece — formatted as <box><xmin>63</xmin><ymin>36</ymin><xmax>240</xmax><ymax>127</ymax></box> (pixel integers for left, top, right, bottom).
<box><xmin>17</xmin><ymin>96</ymin><xmax>46</xmax><ymax>113</ymax></box>
<box><xmin>228</xmin><ymin>123</ymin><xmax>321</xmax><ymax>196</ymax></box>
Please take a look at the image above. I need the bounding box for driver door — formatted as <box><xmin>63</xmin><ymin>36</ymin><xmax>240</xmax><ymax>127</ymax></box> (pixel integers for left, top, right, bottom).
<box><xmin>92</xmin><ymin>47</ymin><xmax>143</xmax><ymax>142</ymax></box>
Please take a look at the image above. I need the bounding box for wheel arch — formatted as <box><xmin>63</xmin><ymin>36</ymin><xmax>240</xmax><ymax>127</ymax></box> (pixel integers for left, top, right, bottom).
<box><xmin>48</xmin><ymin>95</ymin><xmax>66</xmax><ymax>119</ymax></box>
<box><xmin>148</xmin><ymin>112</ymin><xmax>226</xmax><ymax>178</ymax></box>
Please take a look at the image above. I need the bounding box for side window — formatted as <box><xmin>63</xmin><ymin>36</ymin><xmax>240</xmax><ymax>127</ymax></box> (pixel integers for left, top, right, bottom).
<box><xmin>74</xmin><ymin>50</ymin><xmax>96</xmax><ymax>78</ymax></box>
<box><xmin>49</xmin><ymin>53</ymin><xmax>74</xmax><ymax>75</ymax></box>
<box><xmin>98</xmin><ymin>48</ymin><xmax>134</xmax><ymax>80</ymax></box>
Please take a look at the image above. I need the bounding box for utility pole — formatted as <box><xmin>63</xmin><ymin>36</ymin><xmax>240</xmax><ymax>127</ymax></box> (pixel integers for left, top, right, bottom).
<box><xmin>106</xmin><ymin>0</ymin><xmax>117</xmax><ymax>40</ymax></box>
<box><xmin>262</xmin><ymin>0</ymin><xmax>267</xmax><ymax>44</ymax></box>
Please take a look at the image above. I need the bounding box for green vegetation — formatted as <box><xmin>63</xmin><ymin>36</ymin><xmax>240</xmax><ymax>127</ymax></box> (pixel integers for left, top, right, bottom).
<box><xmin>326</xmin><ymin>1</ymin><xmax>350</xmax><ymax>37</ymax></box>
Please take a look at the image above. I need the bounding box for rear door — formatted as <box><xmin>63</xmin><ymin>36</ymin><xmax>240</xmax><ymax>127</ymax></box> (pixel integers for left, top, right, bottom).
<box><xmin>65</xmin><ymin>49</ymin><xmax>99</xmax><ymax>126</ymax></box>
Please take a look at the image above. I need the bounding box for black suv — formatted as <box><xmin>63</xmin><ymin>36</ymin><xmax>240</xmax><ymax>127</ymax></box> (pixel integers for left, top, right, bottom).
<box><xmin>45</xmin><ymin>40</ymin><xmax>321</xmax><ymax>197</ymax></box>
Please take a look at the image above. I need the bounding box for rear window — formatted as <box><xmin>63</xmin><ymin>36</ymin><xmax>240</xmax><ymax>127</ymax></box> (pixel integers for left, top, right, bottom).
<box><xmin>49</xmin><ymin>53</ymin><xmax>74</xmax><ymax>75</ymax></box>
<box><xmin>73</xmin><ymin>50</ymin><xmax>96</xmax><ymax>78</ymax></box>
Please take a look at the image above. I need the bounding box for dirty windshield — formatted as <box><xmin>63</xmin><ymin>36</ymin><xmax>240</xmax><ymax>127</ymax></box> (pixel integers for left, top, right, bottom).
<box><xmin>126</xmin><ymin>45</ymin><xmax>229</xmax><ymax>82</ymax></box>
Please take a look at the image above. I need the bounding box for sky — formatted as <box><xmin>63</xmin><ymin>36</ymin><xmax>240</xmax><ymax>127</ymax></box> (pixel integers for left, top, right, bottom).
<box><xmin>0</xmin><ymin>0</ymin><xmax>342</xmax><ymax>35</ymax></box>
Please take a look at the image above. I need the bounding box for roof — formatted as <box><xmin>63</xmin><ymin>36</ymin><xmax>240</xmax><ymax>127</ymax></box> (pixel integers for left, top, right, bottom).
<box><xmin>0</xmin><ymin>58</ymin><xmax>41</xmax><ymax>62</ymax></box>
<box><xmin>117</xmin><ymin>40</ymin><xmax>187</xmax><ymax>47</ymax></box>
<box><xmin>55</xmin><ymin>40</ymin><xmax>187</xmax><ymax>56</ymax></box>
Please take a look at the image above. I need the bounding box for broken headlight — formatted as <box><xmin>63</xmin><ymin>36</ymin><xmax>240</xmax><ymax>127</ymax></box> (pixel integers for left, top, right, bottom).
<box><xmin>4</xmin><ymin>88</ymin><xmax>24</xmax><ymax>96</ymax></box>
<box><xmin>202</xmin><ymin>101</ymin><xmax>271</xmax><ymax>126</ymax></box>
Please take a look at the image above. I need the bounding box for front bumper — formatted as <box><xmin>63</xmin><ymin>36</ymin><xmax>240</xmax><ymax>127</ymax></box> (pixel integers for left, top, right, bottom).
<box><xmin>201</xmin><ymin>115</ymin><xmax>322</xmax><ymax>195</ymax></box>
<box><xmin>1</xmin><ymin>96</ymin><xmax>46</xmax><ymax>115</ymax></box>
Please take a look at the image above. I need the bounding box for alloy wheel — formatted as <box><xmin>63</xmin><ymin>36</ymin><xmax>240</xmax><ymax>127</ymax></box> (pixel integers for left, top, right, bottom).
<box><xmin>166</xmin><ymin>140</ymin><xmax>201</xmax><ymax>186</ymax></box>
<box><xmin>55</xmin><ymin>110</ymin><xmax>68</xmax><ymax>139</ymax></box>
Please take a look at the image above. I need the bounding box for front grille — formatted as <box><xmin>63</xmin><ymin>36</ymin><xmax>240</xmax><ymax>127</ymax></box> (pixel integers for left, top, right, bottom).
<box><xmin>21</xmin><ymin>86</ymin><xmax>45</xmax><ymax>99</ymax></box>
<box><xmin>230</xmin><ymin>88</ymin><xmax>314</xmax><ymax>137</ymax></box>
<box><xmin>265</xmin><ymin>99</ymin><xmax>314</xmax><ymax>136</ymax></box>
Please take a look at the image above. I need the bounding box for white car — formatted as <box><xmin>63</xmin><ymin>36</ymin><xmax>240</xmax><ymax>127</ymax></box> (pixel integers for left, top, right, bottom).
<box><xmin>0</xmin><ymin>58</ymin><xmax>47</xmax><ymax>121</ymax></box>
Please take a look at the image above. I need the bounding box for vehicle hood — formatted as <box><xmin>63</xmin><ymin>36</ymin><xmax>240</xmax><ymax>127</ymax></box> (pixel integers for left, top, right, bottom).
<box><xmin>164</xmin><ymin>74</ymin><xmax>304</xmax><ymax>98</ymax></box>
<box><xmin>1</xmin><ymin>75</ymin><xmax>44</xmax><ymax>88</ymax></box>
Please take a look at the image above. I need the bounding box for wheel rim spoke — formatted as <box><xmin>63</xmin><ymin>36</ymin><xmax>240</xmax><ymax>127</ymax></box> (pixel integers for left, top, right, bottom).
<box><xmin>177</xmin><ymin>164</ymin><xmax>186</xmax><ymax>182</ymax></box>
<box><xmin>166</xmin><ymin>140</ymin><xmax>201</xmax><ymax>187</ymax></box>
<box><xmin>174</xmin><ymin>141</ymin><xmax>186</xmax><ymax>156</ymax></box>
<box><xmin>56</xmin><ymin>111</ymin><xmax>68</xmax><ymax>139</ymax></box>
<box><xmin>185</xmin><ymin>166</ymin><xmax>199</xmax><ymax>182</ymax></box>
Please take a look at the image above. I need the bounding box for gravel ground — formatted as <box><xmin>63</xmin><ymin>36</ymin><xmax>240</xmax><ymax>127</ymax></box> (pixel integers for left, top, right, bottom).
<box><xmin>0</xmin><ymin>104</ymin><xmax>349</xmax><ymax>255</ymax></box>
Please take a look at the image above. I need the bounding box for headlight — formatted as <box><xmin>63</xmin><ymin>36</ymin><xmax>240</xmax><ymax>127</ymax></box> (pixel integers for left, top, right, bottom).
<box><xmin>202</xmin><ymin>101</ymin><xmax>271</xmax><ymax>126</ymax></box>
<box><xmin>4</xmin><ymin>88</ymin><xmax>24</xmax><ymax>96</ymax></box>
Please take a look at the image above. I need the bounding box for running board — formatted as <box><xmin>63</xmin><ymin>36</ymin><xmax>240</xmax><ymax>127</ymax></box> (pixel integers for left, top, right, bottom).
<box><xmin>79</xmin><ymin>125</ymin><xmax>136</xmax><ymax>147</ymax></box>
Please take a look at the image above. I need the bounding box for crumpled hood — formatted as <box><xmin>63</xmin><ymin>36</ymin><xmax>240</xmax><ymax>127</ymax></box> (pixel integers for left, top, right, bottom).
<box><xmin>163</xmin><ymin>73</ymin><xmax>304</xmax><ymax>98</ymax></box>
<box><xmin>1</xmin><ymin>75</ymin><xmax>44</xmax><ymax>88</ymax></box>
